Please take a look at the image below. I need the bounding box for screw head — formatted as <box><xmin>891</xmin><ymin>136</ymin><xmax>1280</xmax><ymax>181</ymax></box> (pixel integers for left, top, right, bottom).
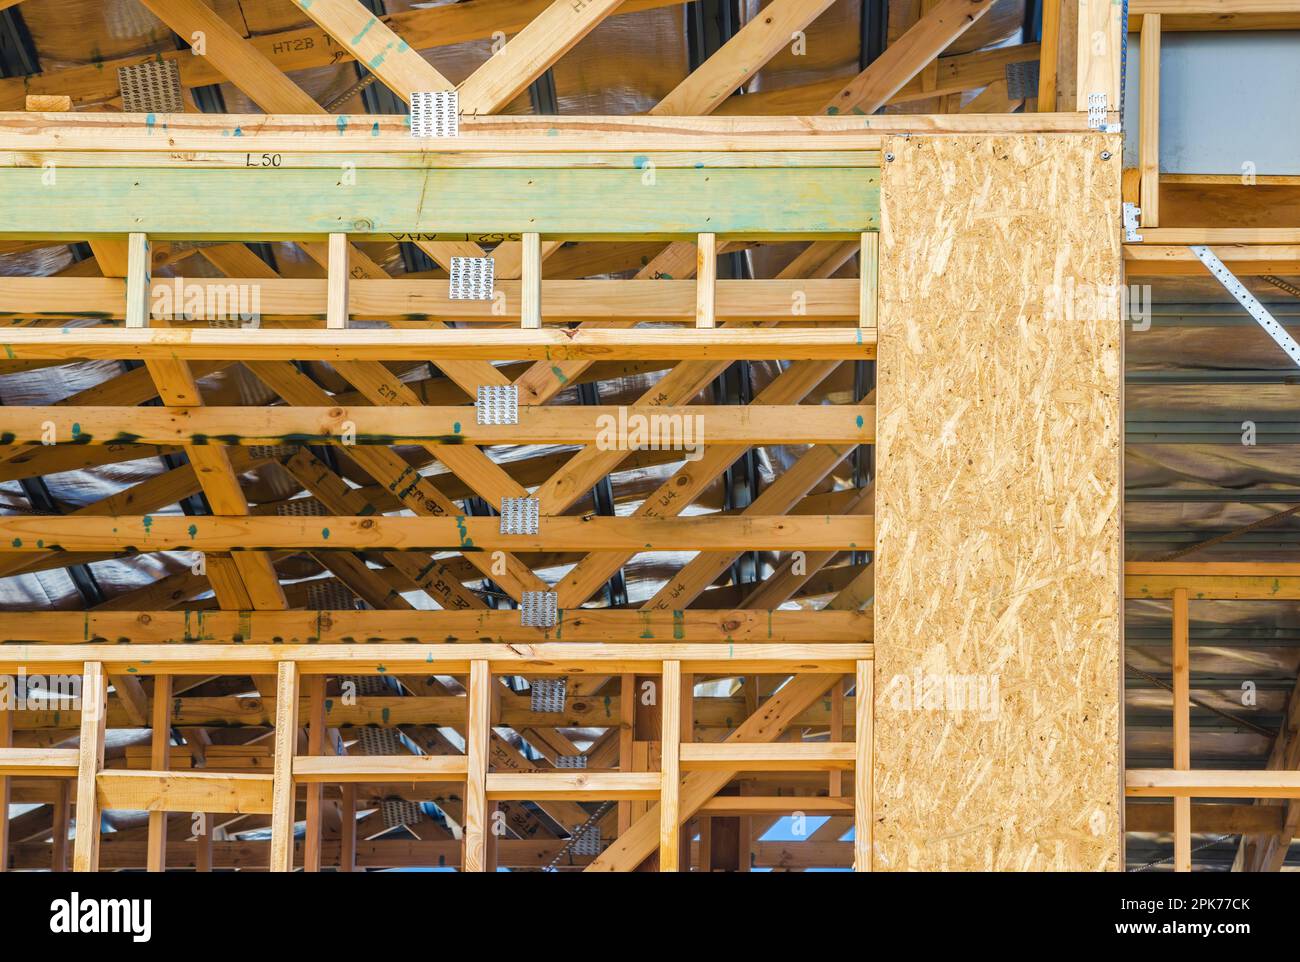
<box><xmin>884</xmin><ymin>152</ymin><xmax>895</xmax><ymax>162</ymax></box>
<box><xmin>1100</xmin><ymin>150</ymin><xmax>1112</xmax><ymax>161</ymax></box>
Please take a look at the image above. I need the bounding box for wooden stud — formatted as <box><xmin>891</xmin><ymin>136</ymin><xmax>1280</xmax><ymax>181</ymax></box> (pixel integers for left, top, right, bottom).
<box><xmin>1076</xmin><ymin>0</ymin><xmax>1123</xmax><ymax>112</ymax></box>
<box><xmin>326</xmin><ymin>232</ymin><xmax>349</xmax><ymax>329</ymax></box>
<box><xmin>463</xmin><ymin>660</ymin><xmax>491</xmax><ymax>872</ymax></box>
<box><xmin>659</xmin><ymin>660</ymin><xmax>682</xmax><ymax>872</ymax></box>
<box><xmin>1037</xmin><ymin>0</ymin><xmax>1060</xmax><ymax>110</ymax></box>
<box><xmin>125</xmin><ymin>233</ymin><xmax>150</xmax><ymax>328</ymax></box>
<box><xmin>196</xmin><ymin>814</ymin><xmax>212</xmax><ymax>872</ymax></box>
<box><xmin>302</xmin><ymin>674</ymin><xmax>326</xmax><ymax>872</ymax></box>
<box><xmin>854</xmin><ymin>660</ymin><xmax>873</xmax><ymax>872</ymax></box>
<box><xmin>829</xmin><ymin>675</ymin><xmax>845</xmax><ymax>798</ymax></box>
<box><xmin>1139</xmin><ymin>14</ymin><xmax>1162</xmax><ymax>227</ymax></box>
<box><xmin>52</xmin><ymin>781</ymin><xmax>70</xmax><ymax>872</ymax></box>
<box><xmin>269</xmin><ymin>661</ymin><xmax>299</xmax><ymax>873</ymax></box>
<box><xmin>618</xmin><ymin>672</ymin><xmax>635</xmax><ymax>835</ymax></box>
<box><xmin>0</xmin><ymin>706</ymin><xmax>10</xmax><ymax>872</ymax></box>
<box><xmin>521</xmin><ymin>232</ymin><xmax>542</xmax><ymax>329</ymax></box>
<box><xmin>1172</xmin><ymin>587</ymin><xmax>1191</xmax><ymax>872</ymax></box>
<box><xmin>145</xmin><ymin>674</ymin><xmax>172</xmax><ymax>873</ymax></box>
<box><xmin>859</xmin><ymin>232</ymin><xmax>878</xmax><ymax>329</ymax></box>
<box><xmin>339</xmin><ymin>784</ymin><xmax>357</xmax><ymax>872</ymax></box>
<box><xmin>695</xmin><ymin>232</ymin><xmax>716</xmax><ymax>329</ymax></box>
<box><xmin>71</xmin><ymin>661</ymin><xmax>108</xmax><ymax>873</ymax></box>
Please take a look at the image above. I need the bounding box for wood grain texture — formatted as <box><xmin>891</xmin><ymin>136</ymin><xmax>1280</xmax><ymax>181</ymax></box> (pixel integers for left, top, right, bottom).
<box><xmin>873</xmin><ymin>133</ymin><xmax>1123</xmax><ymax>871</ymax></box>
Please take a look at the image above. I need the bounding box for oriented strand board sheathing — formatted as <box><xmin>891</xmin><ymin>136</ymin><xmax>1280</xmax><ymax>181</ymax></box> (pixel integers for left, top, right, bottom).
<box><xmin>873</xmin><ymin>133</ymin><xmax>1123</xmax><ymax>871</ymax></box>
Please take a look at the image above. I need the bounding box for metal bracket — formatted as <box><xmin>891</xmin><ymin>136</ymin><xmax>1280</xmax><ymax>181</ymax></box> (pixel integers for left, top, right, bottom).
<box><xmin>529</xmin><ymin>676</ymin><xmax>567</xmax><ymax>713</ymax></box>
<box><xmin>476</xmin><ymin>384</ymin><xmax>519</xmax><ymax>425</ymax></box>
<box><xmin>449</xmin><ymin>255</ymin><xmax>495</xmax><ymax>300</ymax></box>
<box><xmin>409</xmin><ymin>90</ymin><xmax>459</xmax><ymax>138</ymax></box>
<box><xmin>500</xmin><ymin>497</ymin><xmax>540</xmax><ymax>535</ymax></box>
<box><xmin>1123</xmin><ymin>202</ymin><xmax>1143</xmax><ymax>243</ymax></box>
<box><xmin>117</xmin><ymin>60</ymin><xmax>183</xmax><ymax>114</ymax></box>
<box><xmin>521</xmin><ymin>590</ymin><xmax>559</xmax><ymax>629</ymax></box>
<box><xmin>1004</xmin><ymin>60</ymin><xmax>1040</xmax><ymax>102</ymax></box>
<box><xmin>1087</xmin><ymin>92</ymin><xmax>1122</xmax><ymax>133</ymax></box>
<box><xmin>1191</xmin><ymin>245</ymin><xmax>1300</xmax><ymax>369</ymax></box>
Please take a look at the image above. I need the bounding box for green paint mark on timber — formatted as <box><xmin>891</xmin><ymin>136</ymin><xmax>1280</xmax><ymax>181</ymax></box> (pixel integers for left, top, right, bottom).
<box><xmin>324</xmin><ymin>698</ymin><xmax>333</xmax><ymax>714</ymax></box>
<box><xmin>454</xmin><ymin>515</ymin><xmax>473</xmax><ymax>549</ymax></box>
<box><xmin>673</xmin><ymin>610</ymin><xmax>684</xmax><ymax>640</ymax></box>
<box><xmin>371</xmin><ymin>122</ymin><xmax>380</xmax><ymax>137</ymax></box>
<box><xmin>142</xmin><ymin>515</ymin><xmax>152</xmax><ymax>534</ymax></box>
<box><xmin>376</xmin><ymin>664</ymin><xmax>387</xmax><ymax>673</ymax></box>
<box><xmin>453</xmin><ymin>422</ymin><xmax>461</xmax><ymax>434</ymax></box>
<box><xmin>603</xmin><ymin>695</ymin><xmax>612</xmax><ymax>718</ymax></box>
<box><xmin>633</xmin><ymin>155</ymin><xmax>649</xmax><ymax>169</ymax></box>
<box><xmin>146</xmin><ymin>113</ymin><xmax>156</xmax><ymax>134</ymax></box>
<box><xmin>188</xmin><ymin>523</ymin><xmax>198</xmax><ymax>538</ymax></box>
<box><xmin>1273</xmin><ymin>578</ymin><xmax>1282</xmax><ymax>594</ymax></box>
<box><xmin>856</xmin><ymin>414</ymin><xmax>864</xmax><ymax>429</ymax></box>
<box><xmin>233</xmin><ymin>127</ymin><xmax>243</xmax><ymax>137</ymax></box>
<box><xmin>71</xmin><ymin>423</ymin><xmax>81</xmax><ymax>439</ymax></box>
<box><xmin>10</xmin><ymin>538</ymin><xmax>20</xmax><ymax>548</ymax></box>
<box><xmin>826</xmin><ymin>106</ymin><xmax>839</xmax><ymax>115</ymax></box>
<box><xmin>550</xmin><ymin>365</ymin><xmax>568</xmax><ymax>385</ymax></box>
<box><xmin>337</xmin><ymin>115</ymin><xmax>349</xmax><ymax>135</ymax></box>
<box><xmin>351</xmin><ymin>17</ymin><xmax>378</xmax><ymax>45</ymax></box>
<box><xmin>322</xmin><ymin>527</ymin><xmax>331</xmax><ymax>540</ymax></box>
<box><xmin>381</xmin><ymin>707</ymin><xmax>391</xmax><ymax>724</ymax></box>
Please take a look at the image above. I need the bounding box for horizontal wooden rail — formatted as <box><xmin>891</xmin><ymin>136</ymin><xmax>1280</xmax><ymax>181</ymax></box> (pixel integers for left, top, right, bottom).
<box><xmin>97</xmin><ymin>771</ymin><xmax>275</xmax><ymax>814</ymax></box>
<box><xmin>292</xmin><ymin>755</ymin><xmax>468</xmax><ymax>783</ymax></box>
<box><xmin>1126</xmin><ymin>769</ymin><xmax>1300</xmax><ymax>798</ymax></box>
<box><xmin>0</xmin><ymin>609</ymin><xmax>872</xmax><ymax>644</ymax></box>
<box><xmin>0</xmin><ymin>277</ymin><xmax>859</xmax><ymax>323</ymax></box>
<box><xmin>678</xmin><ymin>742</ymin><xmax>855</xmax><ymax>771</ymax></box>
<box><xmin>0</xmin><ymin>515</ymin><xmax>875</xmax><ymax>554</ymax></box>
<box><xmin>0</xmin><ymin>405</ymin><xmax>874</xmax><ymax>447</ymax></box>
<box><xmin>0</xmin><ymin>328</ymin><xmax>876</xmax><ymax>362</ymax></box>
<box><xmin>0</xmin><ymin>747</ymin><xmax>79</xmax><ymax>777</ymax></box>
<box><xmin>0</xmin><ymin>642</ymin><xmax>873</xmax><ymax>676</ymax></box>
<box><xmin>485</xmin><ymin>772</ymin><xmax>662</xmax><ymax>801</ymax></box>
<box><xmin>1124</xmin><ymin>562</ymin><xmax>1300</xmax><ymax>599</ymax></box>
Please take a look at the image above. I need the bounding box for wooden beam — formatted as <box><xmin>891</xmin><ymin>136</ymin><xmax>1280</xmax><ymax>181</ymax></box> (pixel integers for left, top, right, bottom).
<box><xmin>854</xmin><ymin>659</ymin><xmax>872</xmax><ymax>872</ymax></box>
<box><xmin>822</xmin><ymin>0</ymin><xmax>996</xmax><ymax>115</ymax></box>
<box><xmin>287</xmin><ymin>0</ymin><xmax>453</xmax><ymax>102</ymax></box>
<box><xmin>859</xmin><ymin>233</ymin><xmax>878</xmax><ymax>329</ymax></box>
<box><xmin>1076</xmin><ymin>0</ymin><xmax>1123</xmax><ymax>112</ymax></box>
<box><xmin>659</xmin><ymin>661</ymin><xmax>681</xmax><ymax>871</ymax></box>
<box><xmin>269</xmin><ymin>662</ymin><xmax>299</xmax><ymax>872</ymax></box>
<box><xmin>463</xmin><ymin>661</ymin><xmax>491</xmax><ymax>872</ymax></box>
<box><xmin>0</xmin><ymin>514</ymin><xmax>874</xmax><ymax>553</ymax></box>
<box><xmin>1139</xmin><ymin>14</ymin><xmax>1161</xmax><ymax>227</ymax></box>
<box><xmin>0</xmin><ymin>327</ymin><xmax>876</xmax><ymax>363</ymax></box>
<box><xmin>695</xmin><ymin>232</ymin><xmax>716</xmax><ymax>329</ymax></box>
<box><xmin>457</xmin><ymin>0</ymin><xmax>624</xmax><ymax>114</ymax></box>
<box><xmin>0</xmin><ymin>707</ymin><xmax>9</xmax><ymax>871</ymax></box>
<box><xmin>146</xmin><ymin>675</ymin><xmax>171</xmax><ymax>872</ymax></box>
<box><xmin>1172</xmin><ymin>587</ymin><xmax>1191</xmax><ymax>871</ymax></box>
<box><xmin>136</xmin><ymin>0</ymin><xmax>325</xmax><ymax>115</ymax></box>
<box><xmin>71</xmin><ymin>662</ymin><xmax>107</xmax><ymax>872</ymax></box>
<box><xmin>520</xmin><ymin>231</ymin><xmax>542</xmax><ymax>330</ymax></box>
<box><xmin>651</xmin><ymin>0</ymin><xmax>839</xmax><ymax>116</ymax></box>
<box><xmin>293</xmin><ymin>756</ymin><xmax>469</xmax><ymax>783</ymax></box>
<box><xmin>125</xmin><ymin>233</ymin><xmax>150</xmax><ymax>328</ymax></box>
<box><xmin>302</xmin><ymin>675</ymin><xmax>325</xmax><ymax>873</ymax></box>
<box><xmin>98</xmin><ymin>771</ymin><xmax>274</xmax><ymax>815</ymax></box>
<box><xmin>1128</xmin><ymin>770</ymin><xmax>1300</xmax><ymax>798</ymax></box>
<box><xmin>678</xmin><ymin>743</ymin><xmax>854</xmax><ymax>771</ymax></box>
<box><xmin>485</xmin><ymin>772</ymin><xmax>661</xmax><ymax>800</ymax></box>
<box><xmin>326</xmin><ymin>233</ymin><xmax>349</xmax><ymax>330</ymax></box>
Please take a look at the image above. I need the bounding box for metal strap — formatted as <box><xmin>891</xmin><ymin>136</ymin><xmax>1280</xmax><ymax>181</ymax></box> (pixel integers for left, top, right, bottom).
<box><xmin>529</xmin><ymin>676</ymin><xmax>567</xmax><ymax>713</ymax></box>
<box><xmin>500</xmin><ymin>497</ymin><xmax>540</xmax><ymax>535</ymax></box>
<box><xmin>476</xmin><ymin>384</ymin><xmax>519</xmax><ymax>425</ymax></box>
<box><xmin>410</xmin><ymin>91</ymin><xmax>459</xmax><ymax>138</ymax></box>
<box><xmin>1191</xmin><ymin>245</ymin><xmax>1300</xmax><ymax>369</ymax></box>
<box><xmin>449</xmin><ymin>256</ymin><xmax>495</xmax><ymax>300</ymax></box>
<box><xmin>1123</xmin><ymin>202</ymin><xmax>1142</xmax><ymax>243</ymax></box>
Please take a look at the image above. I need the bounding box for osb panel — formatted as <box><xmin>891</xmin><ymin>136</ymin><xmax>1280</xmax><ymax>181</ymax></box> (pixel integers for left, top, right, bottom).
<box><xmin>873</xmin><ymin>133</ymin><xmax>1123</xmax><ymax>871</ymax></box>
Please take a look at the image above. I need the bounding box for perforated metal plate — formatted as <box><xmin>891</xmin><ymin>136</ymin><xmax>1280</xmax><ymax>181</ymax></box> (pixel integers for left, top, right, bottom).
<box><xmin>555</xmin><ymin>754</ymin><xmax>588</xmax><ymax>770</ymax></box>
<box><xmin>521</xmin><ymin>591</ymin><xmax>559</xmax><ymax>629</ymax></box>
<box><xmin>380</xmin><ymin>798</ymin><xmax>424</xmax><ymax>830</ymax></box>
<box><xmin>1191</xmin><ymin>245</ymin><xmax>1300</xmax><ymax>369</ymax></box>
<box><xmin>410</xmin><ymin>90</ymin><xmax>459</xmax><ymax>138</ymax></box>
<box><xmin>356</xmin><ymin>726</ymin><xmax>405</xmax><ymax>756</ymax></box>
<box><xmin>1004</xmin><ymin>60</ymin><xmax>1040</xmax><ymax>101</ymax></box>
<box><xmin>476</xmin><ymin>384</ymin><xmax>519</xmax><ymax>425</ymax></box>
<box><xmin>248</xmin><ymin>444</ymin><xmax>297</xmax><ymax>462</ymax></box>
<box><xmin>1123</xmin><ymin>202</ymin><xmax>1143</xmax><ymax>243</ymax></box>
<box><xmin>1087</xmin><ymin>92</ymin><xmax>1121</xmax><ymax>133</ymax></box>
<box><xmin>275</xmin><ymin>498</ymin><xmax>326</xmax><ymax>517</ymax></box>
<box><xmin>305</xmin><ymin>580</ymin><xmax>358</xmax><ymax>611</ymax></box>
<box><xmin>529</xmin><ymin>677</ymin><xmax>567</xmax><ymax>713</ymax></box>
<box><xmin>117</xmin><ymin>60</ymin><xmax>184</xmax><ymax>114</ymax></box>
<box><xmin>500</xmin><ymin>497</ymin><xmax>540</xmax><ymax>535</ymax></box>
<box><xmin>341</xmin><ymin>675</ymin><xmax>389</xmax><ymax>698</ymax></box>
<box><xmin>570</xmin><ymin>827</ymin><xmax>601</xmax><ymax>857</ymax></box>
<box><xmin>450</xmin><ymin>256</ymin><xmax>495</xmax><ymax>300</ymax></box>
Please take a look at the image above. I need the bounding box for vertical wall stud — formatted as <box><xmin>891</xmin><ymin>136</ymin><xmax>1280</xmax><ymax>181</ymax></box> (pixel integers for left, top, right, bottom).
<box><xmin>327</xmin><ymin>232</ymin><xmax>350</xmax><ymax>329</ymax></box>
<box><xmin>146</xmin><ymin>674</ymin><xmax>172</xmax><ymax>872</ymax></box>
<box><xmin>72</xmin><ymin>661</ymin><xmax>108</xmax><ymax>872</ymax></box>
<box><xmin>125</xmin><ymin>232</ymin><xmax>151</xmax><ymax>328</ymax></box>
<box><xmin>463</xmin><ymin>660</ymin><xmax>491</xmax><ymax>871</ymax></box>
<box><xmin>859</xmin><ymin>233</ymin><xmax>878</xmax><ymax>329</ymax></box>
<box><xmin>695</xmin><ymin>232</ymin><xmax>716</xmax><ymax>329</ymax></box>
<box><xmin>1173</xmin><ymin>587</ymin><xmax>1191</xmax><ymax>872</ymax></box>
<box><xmin>521</xmin><ymin>232</ymin><xmax>542</xmax><ymax>329</ymax></box>
<box><xmin>659</xmin><ymin>660</ymin><xmax>682</xmax><ymax>871</ymax></box>
<box><xmin>854</xmin><ymin>659</ymin><xmax>873</xmax><ymax>871</ymax></box>
<box><xmin>1139</xmin><ymin>14</ymin><xmax>1161</xmax><ymax>227</ymax></box>
<box><xmin>270</xmin><ymin>661</ymin><xmax>300</xmax><ymax>873</ymax></box>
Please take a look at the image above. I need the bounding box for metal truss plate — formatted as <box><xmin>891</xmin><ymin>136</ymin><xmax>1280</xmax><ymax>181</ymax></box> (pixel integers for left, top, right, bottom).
<box><xmin>340</xmin><ymin>675</ymin><xmax>389</xmax><ymax>697</ymax></box>
<box><xmin>248</xmin><ymin>444</ymin><xmax>297</xmax><ymax>462</ymax></box>
<box><xmin>500</xmin><ymin>497</ymin><xmax>540</xmax><ymax>535</ymax></box>
<box><xmin>1123</xmin><ymin>202</ymin><xmax>1143</xmax><ymax>243</ymax></box>
<box><xmin>305</xmin><ymin>580</ymin><xmax>358</xmax><ymax>611</ymax></box>
<box><xmin>476</xmin><ymin>384</ymin><xmax>519</xmax><ymax>425</ymax></box>
<box><xmin>275</xmin><ymin>497</ymin><xmax>326</xmax><ymax>517</ymax></box>
<box><xmin>1191</xmin><ymin>245</ymin><xmax>1300</xmax><ymax>369</ymax></box>
<box><xmin>529</xmin><ymin>676</ymin><xmax>567</xmax><ymax>713</ymax></box>
<box><xmin>410</xmin><ymin>90</ymin><xmax>459</xmax><ymax>138</ymax></box>
<box><xmin>1087</xmin><ymin>92</ymin><xmax>1121</xmax><ymax>133</ymax></box>
<box><xmin>380</xmin><ymin>798</ymin><xmax>424</xmax><ymax>830</ymax></box>
<box><xmin>570</xmin><ymin>826</ymin><xmax>601</xmax><ymax>857</ymax></box>
<box><xmin>555</xmin><ymin>754</ymin><xmax>588</xmax><ymax>769</ymax></box>
<box><xmin>521</xmin><ymin>591</ymin><xmax>559</xmax><ymax>629</ymax></box>
<box><xmin>117</xmin><ymin>60</ymin><xmax>183</xmax><ymax>114</ymax></box>
<box><xmin>449</xmin><ymin>256</ymin><xmax>495</xmax><ymax>300</ymax></box>
<box><xmin>1004</xmin><ymin>60</ymin><xmax>1040</xmax><ymax>102</ymax></box>
<box><xmin>356</xmin><ymin>726</ymin><xmax>405</xmax><ymax>756</ymax></box>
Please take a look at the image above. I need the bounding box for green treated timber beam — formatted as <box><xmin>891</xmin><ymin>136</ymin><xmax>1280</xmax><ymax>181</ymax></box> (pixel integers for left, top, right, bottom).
<box><xmin>0</xmin><ymin>167</ymin><xmax>878</xmax><ymax>240</ymax></box>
